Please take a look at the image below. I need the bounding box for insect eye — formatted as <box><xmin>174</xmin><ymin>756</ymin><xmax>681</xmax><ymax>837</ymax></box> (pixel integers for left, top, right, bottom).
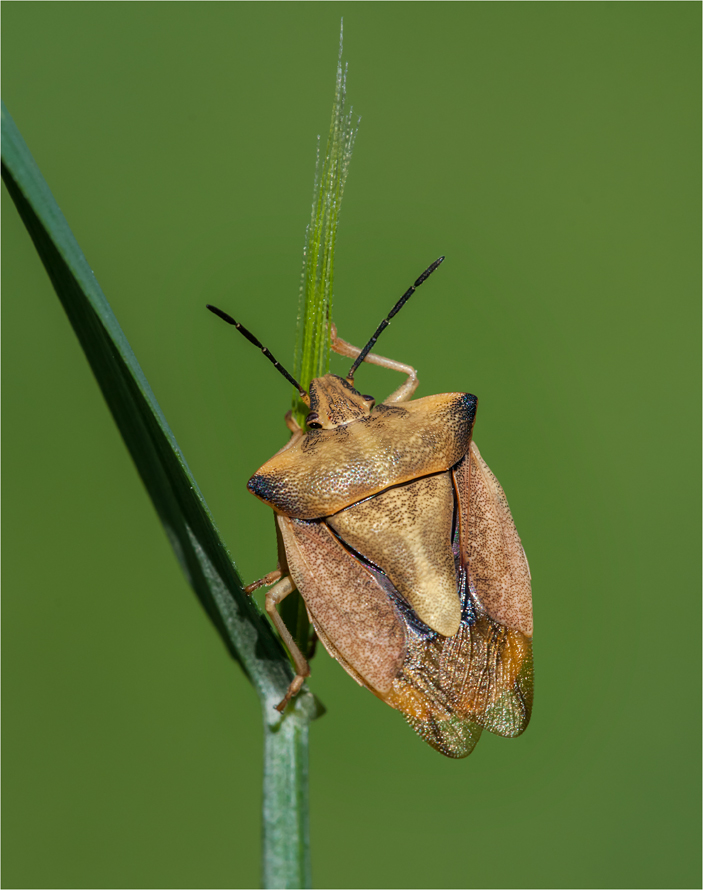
<box><xmin>306</xmin><ymin>413</ymin><xmax>322</xmax><ymax>429</ymax></box>
<box><xmin>362</xmin><ymin>395</ymin><xmax>374</xmax><ymax>402</ymax></box>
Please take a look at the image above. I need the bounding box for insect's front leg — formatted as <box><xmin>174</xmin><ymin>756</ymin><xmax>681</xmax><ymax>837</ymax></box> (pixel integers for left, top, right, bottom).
<box><xmin>330</xmin><ymin>323</ymin><xmax>419</xmax><ymax>403</ymax></box>
<box><xmin>267</xmin><ymin>411</ymin><xmax>305</xmax><ymax>461</ymax></box>
<box><xmin>284</xmin><ymin>409</ymin><xmax>302</xmax><ymax>435</ymax></box>
<box><xmin>264</xmin><ymin>575</ymin><xmax>311</xmax><ymax>712</ymax></box>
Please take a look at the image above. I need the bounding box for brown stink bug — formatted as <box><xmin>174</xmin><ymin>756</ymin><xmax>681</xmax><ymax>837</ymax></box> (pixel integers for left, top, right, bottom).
<box><xmin>207</xmin><ymin>257</ymin><xmax>533</xmax><ymax>758</ymax></box>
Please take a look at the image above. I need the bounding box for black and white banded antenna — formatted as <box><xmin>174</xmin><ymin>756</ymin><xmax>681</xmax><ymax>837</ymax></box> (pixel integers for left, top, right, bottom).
<box><xmin>206</xmin><ymin>304</ymin><xmax>309</xmax><ymax>400</ymax></box>
<box><xmin>347</xmin><ymin>256</ymin><xmax>445</xmax><ymax>381</ymax></box>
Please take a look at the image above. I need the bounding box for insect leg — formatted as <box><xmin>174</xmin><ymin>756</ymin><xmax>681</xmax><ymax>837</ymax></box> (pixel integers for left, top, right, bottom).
<box><xmin>284</xmin><ymin>410</ymin><xmax>302</xmax><ymax>434</ymax></box>
<box><xmin>265</xmin><ymin>575</ymin><xmax>311</xmax><ymax>711</ymax></box>
<box><xmin>243</xmin><ymin>569</ymin><xmax>282</xmax><ymax>594</ymax></box>
<box><xmin>330</xmin><ymin>323</ymin><xmax>419</xmax><ymax>403</ymax></box>
<box><xmin>267</xmin><ymin>411</ymin><xmax>305</xmax><ymax>460</ymax></box>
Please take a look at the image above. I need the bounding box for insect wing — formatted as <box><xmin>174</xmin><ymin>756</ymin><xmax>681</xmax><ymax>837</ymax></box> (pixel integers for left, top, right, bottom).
<box><xmin>454</xmin><ymin>441</ymin><xmax>532</xmax><ymax>636</ymax></box>
<box><xmin>276</xmin><ymin>514</ymin><xmax>407</xmax><ymax>695</ymax></box>
<box><xmin>384</xmin><ymin>572</ymin><xmax>531</xmax><ymax>757</ymax></box>
<box><xmin>383</xmin><ymin>441</ymin><xmax>533</xmax><ymax>756</ymax></box>
<box><xmin>279</xmin><ymin>508</ymin><xmax>487</xmax><ymax>758</ymax></box>
<box><xmin>450</xmin><ymin>441</ymin><xmax>534</xmax><ymax>735</ymax></box>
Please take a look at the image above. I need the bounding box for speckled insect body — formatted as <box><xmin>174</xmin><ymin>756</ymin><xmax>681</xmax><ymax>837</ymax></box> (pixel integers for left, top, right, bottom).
<box><xmin>208</xmin><ymin>258</ymin><xmax>533</xmax><ymax>758</ymax></box>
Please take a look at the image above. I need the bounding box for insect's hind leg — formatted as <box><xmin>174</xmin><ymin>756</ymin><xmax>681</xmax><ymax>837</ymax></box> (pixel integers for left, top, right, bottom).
<box><xmin>330</xmin><ymin>323</ymin><xmax>419</xmax><ymax>404</ymax></box>
<box><xmin>264</xmin><ymin>575</ymin><xmax>311</xmax><ymax>712</ymax></box>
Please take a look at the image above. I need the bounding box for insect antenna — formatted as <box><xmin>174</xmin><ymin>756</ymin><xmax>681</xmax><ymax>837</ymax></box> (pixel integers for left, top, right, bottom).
<box><xmin>206</xmin><ymin>304</ymin><xmax>309</xmax><ymax>399</ymax></box>
<box><xmin>347</xmin><ymin>256</ymin><xmax>445</xmax><ymax>381</ymax></box>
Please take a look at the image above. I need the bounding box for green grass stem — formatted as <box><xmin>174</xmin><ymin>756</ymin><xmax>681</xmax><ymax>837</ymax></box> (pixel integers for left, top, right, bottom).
<box><xmin>1</xmin><ymin>101</ymin><xmax>321</xmax><ymax>890</ymax></box>
<box><xmin>3</xmin><ymin>23</ymin><xmax>355</xmax><ymax>889</ymax></box>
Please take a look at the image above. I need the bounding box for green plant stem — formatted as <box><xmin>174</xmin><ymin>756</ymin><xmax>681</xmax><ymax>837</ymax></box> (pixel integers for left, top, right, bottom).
<box><xmin>1</xmin><ymin>101</ymin><xmax>318</xmax><ymax>889</ymax></box>
<box><xmin>262</xmin><ymin>702</ymin><xmax>312</xmax><ymax>889</ymax></box>
<box><xmin>274</xmin><ymin>47</ymin><xmax>359</xmax><ymax>866</ymax></box>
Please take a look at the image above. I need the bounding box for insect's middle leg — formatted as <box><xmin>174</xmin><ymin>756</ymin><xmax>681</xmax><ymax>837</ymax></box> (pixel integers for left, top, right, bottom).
<box><xmin>244</xmin><ymin>569</ymin><xmax>282</xmax><ymax>594</ymax></box>
<box><xmin>330</xmin><ymin>323</ymin><xmax>419</xmax><ymax>403</ymax></box>
<box><xmin>264</xmin><ymin>575</ymin><xmax>311</xmax><ymax>712</ymax></box>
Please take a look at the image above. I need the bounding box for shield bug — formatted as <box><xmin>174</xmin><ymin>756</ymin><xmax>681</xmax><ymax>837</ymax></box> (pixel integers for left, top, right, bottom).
<box><xmin>207</xmin><ymin>257</ymin><xmax>533</xmax><ymax>758</ymax></box>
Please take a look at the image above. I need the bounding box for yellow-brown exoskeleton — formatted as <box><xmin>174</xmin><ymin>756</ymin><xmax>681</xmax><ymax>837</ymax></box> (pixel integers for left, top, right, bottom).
<box><xmin>207</xmin><ymin>257</ymin><xmax>533</xmax><ymax>758</ymax></box>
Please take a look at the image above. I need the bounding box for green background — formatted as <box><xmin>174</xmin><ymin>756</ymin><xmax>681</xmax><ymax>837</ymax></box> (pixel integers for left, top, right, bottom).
<box><xmin>3</xmin><ymin>4</ymin><xmax>700</xmax><ymax>888</ymax></box>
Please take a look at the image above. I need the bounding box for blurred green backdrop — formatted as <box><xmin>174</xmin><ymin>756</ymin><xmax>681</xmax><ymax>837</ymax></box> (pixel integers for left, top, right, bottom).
<box><xmin>3</xmin><ymin>4</ymin><xmax>700</xmax><ymax>889</ymax></box>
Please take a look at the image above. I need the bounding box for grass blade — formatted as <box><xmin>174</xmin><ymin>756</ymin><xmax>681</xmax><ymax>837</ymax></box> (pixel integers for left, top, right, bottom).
<box><xmin>1</xmin><ymin>100</ymin><xmax>319</xmax><ymax>888</ymax></box>
<box><xmin>277</xmin><ymin>29</ymin><xmax>360</xmax><ymax>761</ymax></box>
<box><xmin>292</xmin><ymin>22</ymin><xmax>359</xmax><ymax>426</ymax></box>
